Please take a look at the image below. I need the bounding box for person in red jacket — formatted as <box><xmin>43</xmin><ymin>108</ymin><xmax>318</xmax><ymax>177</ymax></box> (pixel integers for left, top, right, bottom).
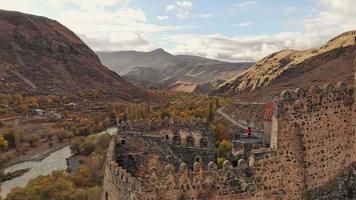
<box><xmin>246</xmin><ymin>126</ymin><xmax>252</xmax><ymax>138</ymax></box>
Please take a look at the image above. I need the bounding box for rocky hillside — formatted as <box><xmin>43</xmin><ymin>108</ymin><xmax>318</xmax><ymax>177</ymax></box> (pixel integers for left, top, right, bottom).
<box><xmin>216</xmin><ymin>30</ymin><xmax>356</xmax><ymax>100</ymax></box>
<box><xmin>167</xmin><ymin>82</ymin><xmax>215</xmax><ymax>94</ymax></box>
<box><xmin>97</xmin><ymin>48</ymin><xmax>177</xmax><ymax>75</ymax></box>
<box><xmin>0</xmin><ymin>10</ymin><xmax>158</xmax><ymax>102</ymax></box>
<box><xmin>97</xmin><ymin>49</ymin><xmax>253</xmax><ymax>89</ymax></box>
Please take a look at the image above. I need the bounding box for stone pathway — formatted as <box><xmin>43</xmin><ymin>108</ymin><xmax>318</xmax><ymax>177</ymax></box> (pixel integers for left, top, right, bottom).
<box><xmin>216</xmin><ymin>107</ymin><xmax>265</xmax><ymax>141</ymax></box>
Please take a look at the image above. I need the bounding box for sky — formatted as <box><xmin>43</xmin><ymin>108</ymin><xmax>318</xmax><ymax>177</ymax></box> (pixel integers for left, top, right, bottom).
<box><xmin>1</xmin><ymin>0</ymin><xmax>355</xmax><ymax>62</ymax></box>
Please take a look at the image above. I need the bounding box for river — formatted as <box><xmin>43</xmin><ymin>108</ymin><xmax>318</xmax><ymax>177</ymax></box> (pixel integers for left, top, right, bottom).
<box><xmin>0</xmin><ymin>127</ymin><xmax>117</xmax><ymax>199</ymax></box>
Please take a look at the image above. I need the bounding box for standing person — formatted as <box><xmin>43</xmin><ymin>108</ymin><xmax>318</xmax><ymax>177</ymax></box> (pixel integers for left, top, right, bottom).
<box><xmin>246</xmin><ymin>126</ymin><xmax>252</xmax><ymax>138</ymax></box>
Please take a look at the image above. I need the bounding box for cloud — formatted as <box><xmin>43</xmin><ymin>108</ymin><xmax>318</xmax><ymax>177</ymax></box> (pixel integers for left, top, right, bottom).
<box><xmin>166</xmin><ymin>4</ymin><xmax>176</xmax><ymax>12</ymax></box>
<box><xmin>1</xmin><ymin>0</ymin><xmax>355</xmax><ymax>62</ymax></box>
<box><xmin>0</xmin><ymin>0</ymin><xmax>193</xmax><ymax>52</ymax></box>
<box><xmin>169</xmin><ymin>34</ymin><xmax>280</xmax><ymax>62</ymax></box>
<box><xmin>47</xmin><ymin>0</ymin><xmax>121</xmax><ymax>10</ymax></box>
<box><xmin>284</xmin><ymin>6</ymin><xmax>296</xmax><ymax>16</ymax></box>
<box><xmin>165</xmin><ymin>0</ymin><xmax>193</xmax><ymax>20</ymax></box>
<box><xmin>234</xmin><ymin>1</ymin><xmax>260</xmax><ymax>8</ymax></box>
<box><xmin>79</xmin><ymin>33</ymin><xmax>154</xmax><ymax>51</ymax></box>
<box><xmin>233</xmin><ymin>21</ymin><xmax>253</xmax><ymax>27</ymax></box>
<box><xmin>196</xmin><ymin>13</ymin><xmax>213</xmax><ymax>18</ymax></box>
<box><xmin>168</xmin><ymin>0</ymin><xmax>356</xmax><ymax>62</ymax></box>
<box><xmin>177</xmin><ymin>1</ymin><xmax>193</xmax><ymax>9</ymax></box>
<box><xmin>157</xmin><ymin>15</ymin><xmax>169</xmax><ymax>20</ymax></box>
<box><xmin>176</xmin><ymin>11</ymin><xmax>189</xmax><ymax>19</ymax></box>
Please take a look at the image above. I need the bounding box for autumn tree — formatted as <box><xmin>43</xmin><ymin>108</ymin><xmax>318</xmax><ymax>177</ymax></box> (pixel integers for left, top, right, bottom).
<box><xmin>0</xmin><ymin>135</ymin><xmax>8</xmax><ymax>151</ymax></box>
<box><xmin>207</xmin><ymin>101</ymin><xmax>214</xmax><ymax>124</ymax></box>
<box><xmin>218</xmin><ymin>139</ymin><xmax>232</xmax><ymax>157</ymax></box>
<box><xmin>12</xmin><ymin>120</ymin><xmax>22</xmax><ymax>151</ymax></box>
<box><xmin>215</xmin><ymin>98</ymin><xmax>220</xmax><ymax>108</ymax></box>
<box><xmin>27</xmin><ymin>135</ymin><xmax>40</xmax><ymax>147</ymax></box>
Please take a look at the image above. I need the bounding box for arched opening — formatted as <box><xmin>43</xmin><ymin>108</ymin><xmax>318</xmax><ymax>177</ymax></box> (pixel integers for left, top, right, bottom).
<box><xmin>165</xmin><ymin>135</ymin><xmax>169</xmax><ymax>140</ymax></box>
<box><xmin>126</xmin><ymin>155</ymin><xmax>137</xmax><ymax>174</ymax></box>
<box><xmin>105</xmin><ymin>192</ymin><xmax>109</xmax><ymax>200</ymax></box>
<box><xmin>186</xmin><ymin>136</ymin><xmax>194</xmax><ymax>147</ymax></box>
<box><xmin>200</xmin><ymin>138</ymin><xmax>208</xmax><ymax>148</ymax></box>
<box><xmin>231</xmin><ymin>160</ymin><xmax>238</xmax><ymax>167</ymax></box>
<box><xmin>173</xmin><ymin>135</ymin><xmax>181</xmax><ymax>146</ymax></box>
<box><xmin>195</xmin><ymin>156</ymin><xmax>202</xmax><ymax>163</ymax></box>
<box><xmin>121</xmin><ymin>139</ymin><xmax>126</xmax><ymax>146</ymax></box>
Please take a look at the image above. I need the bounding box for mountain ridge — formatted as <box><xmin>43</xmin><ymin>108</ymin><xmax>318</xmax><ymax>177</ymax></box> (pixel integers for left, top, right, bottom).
<box><xmin>97</xmin><ymin>49</ymin><xmax>253</xmax><ymax>90</ymax></box>
<box><xmin>215</xmin><ymin>30</ymin><xmax>356</xmax><ymax>100</ymax></box>
<box><xmin>0</xmin><ymin>9</ymin><xmax>158</xmax><ymax>102</ymax></box>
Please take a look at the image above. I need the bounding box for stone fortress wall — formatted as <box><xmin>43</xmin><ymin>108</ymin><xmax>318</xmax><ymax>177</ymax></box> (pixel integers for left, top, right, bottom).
<box><xmin>103</xmin><ymin>78</ymin><xmax>355</xmax><ymax>199</ymax></box>
<box><xmin>250</xmin><ymin>81</ymin><xmax>355</xmax><ymax>200</ymax></box>
<box><xmin>103</xmin><ymin>135</ymin><xmax>254</xmax><ymax>200</ymax></box>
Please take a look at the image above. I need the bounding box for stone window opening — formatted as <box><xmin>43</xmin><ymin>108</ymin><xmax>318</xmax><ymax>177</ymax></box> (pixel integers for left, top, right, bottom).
<box><xmin>105</xmin><ymin>192</ymin><xmax>109</xmax><ymax>200</ymax></box>
<box><xmin>121</xmin><ymin>139</ymin><xmax>126</xmax><ymax>146</ymax></box>
<box><xmin>173</xmin><ymin>135</ymin><xmax>181</xmax><ymax>146</ymax></box>
<box><xmin>200</xmin><ymin>138</ymin><xmax>208</xmax><ymax>148</ymax></box>
<box><xmin>186</xmin><ymin>136</ymin><xmax>194</xmax><ymax>147</ymax></box>
<box><xmin>231</xmin><ymin>160</ymin><xmax>238</xmax><ymax>167</ymax></box>
<box><xmin>165</xmin><ymin>135</ymin><xmax>169</xmax><ymax>140</ymax></box>
<box><xmin>195</xmin><ymin>156</ymin><xmax>202</xmax><ymax>163</ymax></box>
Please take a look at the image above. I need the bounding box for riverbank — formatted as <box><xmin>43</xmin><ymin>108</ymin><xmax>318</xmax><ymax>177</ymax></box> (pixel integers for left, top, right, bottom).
<box><xmin>0</xmin><ymin>146</ymin><xmax>72</xmax><ymax>198</ymax></box>
<box><xmin>0</xmin><ymin>127</ymin><xmax>117</xmax><ymax>198</ymax></box>
<box><xmin>3</xmin><ymin>141</ymin><xmax>71</xmax><ymax>169</ymax></box>
<box><xmin>0</xmin><ymin>168</ymin><xmax>30</xmax><ymax>182</ymax></box>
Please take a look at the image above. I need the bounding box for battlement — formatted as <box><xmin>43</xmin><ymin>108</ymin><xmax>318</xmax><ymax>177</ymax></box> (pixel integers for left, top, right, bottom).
<box><xmin>268</xmin><ymin>81</ymin><xmax>355</xmax><ymax>194</ymax></box>
<box><xmin>117</xmin><ymin>117</ymin><xmax>209</xmax><ymax>134</ymax></box>
<box><xmin>103</xmin><ymin>135</ymin><xmax>256</xmax><ymax>200</ymax></box>
<box><xmin>117</xmin><ymin>118</ymin><xmax>212</xmax><ymax>150</ymax></box>
<box><xmin>275</xmin><ymin>81</ymin><xmax>354</xmax><ymax>118</ymax></box>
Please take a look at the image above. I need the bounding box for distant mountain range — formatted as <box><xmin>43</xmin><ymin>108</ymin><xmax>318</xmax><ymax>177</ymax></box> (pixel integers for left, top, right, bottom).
<box><xmin>0</xmin><ymin>9</ymin><xmax>158</xmax><ymax>102</ymax></box>
<box><xmin>97</xmin><ymin>49</ymin><xmax>253</xmax><ymax>92</ymax></box>
<box><xmin>215</xmin><ymin>30</ymin><xmax>356</xmax><ymax>101</ymax></box>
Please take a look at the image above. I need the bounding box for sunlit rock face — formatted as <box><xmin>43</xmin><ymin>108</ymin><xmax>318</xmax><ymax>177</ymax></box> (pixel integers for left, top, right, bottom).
<box><xmin>215</xmin><ymin>31</ymin><xmax>356</xmax><ymax>101</ymax></box>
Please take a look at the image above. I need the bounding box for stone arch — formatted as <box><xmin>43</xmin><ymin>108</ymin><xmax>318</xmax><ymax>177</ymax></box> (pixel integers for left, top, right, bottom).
<box><xmin>195</xmin><ymin>156</ymin><xmax>202</xmax><ymax>163</ymax></box>
<box><xmin>173</xmin><ymin>135</ymin><xmax>181</xmax><ymax>146</ymax></box>
<box><xmin>121</xmin><ymin>139</ymin><xmax>126</xmax><ymax>146</ymax></box>
<box><xmin>238</xmin><ymin>159</ymin><xmax>248</xmax><ymax>169</ymax></box>
<box><xmin>126</xmin><ymin>155</ymin><xmax>137</xmax><ymax>173</ymax></box>
<box><xmin>105</xmin><ymin>192</ymin><xmax>109</xmax><ymax>200</ymax></box>
<box><xmin>165</xmin><ymin>135</ymin><xmax>169</xmax><ymax>141</ymax></box>
<box><xmin>200</xmin><ymin>137</ymin><xmax>208</xmax><ymax>148</ymax></box>
<box><xmin>231</xmin><ymin>160</ymin><xmax>238</xmax><ymax>167</ymax></box>
<box><xmin>186</xmin><ymin>136</ymin><xmax>194</xmax><ymax>147</ymax></box>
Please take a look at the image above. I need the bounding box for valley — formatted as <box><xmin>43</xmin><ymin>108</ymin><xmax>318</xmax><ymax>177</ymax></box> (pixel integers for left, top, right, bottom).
<box><xmin>97</xmin><ymin>49</ymin><xmax>253</xmax><ymax>93</ymax></box>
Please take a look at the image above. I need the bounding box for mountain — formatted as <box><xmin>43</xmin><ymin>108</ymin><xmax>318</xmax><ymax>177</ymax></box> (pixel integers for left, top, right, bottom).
<box><xmin>216</xmin><ymin>30</ymin><xmax>356</xmax><ymax>101</ymax></box>
<box><xmin>96</xmin><ymin>48</ymin><xmax>177</xmax><ymax>75</ymax></box>
<box><xmin>0</xmin><ymin>10</ymin><xmax>158</xmax><ymax>102</ymax></box>
<box><xmin>167</xmin><ymin>82</ymin><xmax>215</xmax><ymax>94</ymax></box>
<box><xmin>97</xmin><ymin>49</ymin><xmax>253</xmax><ymax>89</ymax></box>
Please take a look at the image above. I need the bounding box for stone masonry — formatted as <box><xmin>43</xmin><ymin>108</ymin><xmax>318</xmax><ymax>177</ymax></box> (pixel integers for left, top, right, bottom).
<box><xmin>102</xmin><ymin>75</ymin><xmax>355</xmax><ymax>199</ymax></box>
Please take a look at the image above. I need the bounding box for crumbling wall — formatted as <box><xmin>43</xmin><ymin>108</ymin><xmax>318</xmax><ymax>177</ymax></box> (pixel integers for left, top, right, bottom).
<box><xmin>117</xmin><ymin>119</ymin><xmax>212</xmax><ymax>149</ymax></box>
<box><xmin>102</xmin><ymin>136</ymin><xmax>142</xmax><ymax>200</ymax></box>
<box><xmin>259</xmin><ymin>81</ymin><xmax>355</xmax><ymax>199</ymax></box>
<box><xmin>133</xmin><ymin>159</ymin><xmax>253</xmax><ymax>200</ymax></box>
